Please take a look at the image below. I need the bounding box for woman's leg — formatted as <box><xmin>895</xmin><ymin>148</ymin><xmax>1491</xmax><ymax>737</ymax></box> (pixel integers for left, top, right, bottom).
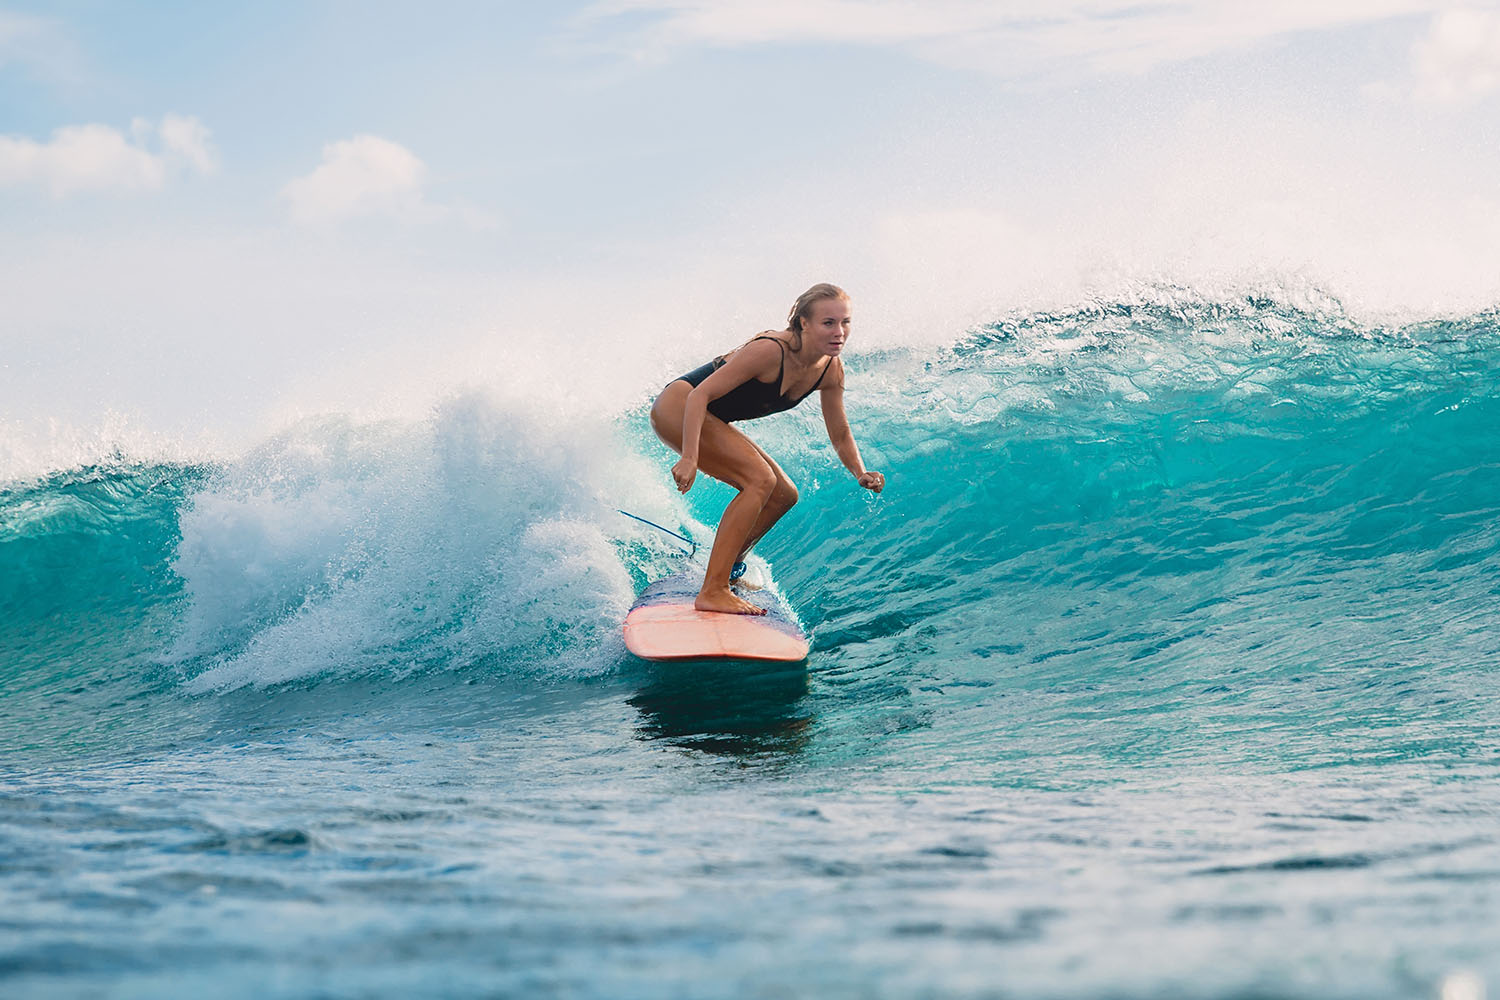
<box><xmin>651</xmin><ymin>382</ymin><xmax>774</xmax><ymax>615</ymax></box>
<box><xmin>736</xmin><ymin>440</ymin><xmax>798</xmax><ymax>561</ymax></box>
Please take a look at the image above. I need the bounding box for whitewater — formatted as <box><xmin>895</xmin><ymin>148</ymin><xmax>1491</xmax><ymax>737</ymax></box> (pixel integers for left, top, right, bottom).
<box><xmin>3</xmin><ymin>285</ymin><xmax>1499</xmax><ymax>998</ymax></box>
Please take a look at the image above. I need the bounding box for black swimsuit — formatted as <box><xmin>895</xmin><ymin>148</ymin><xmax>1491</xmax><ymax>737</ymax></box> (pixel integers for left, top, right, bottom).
<box><xmin>674</xmin><ymin>336</ymin><xmax>832</xmax><ymax>423</ymax></box>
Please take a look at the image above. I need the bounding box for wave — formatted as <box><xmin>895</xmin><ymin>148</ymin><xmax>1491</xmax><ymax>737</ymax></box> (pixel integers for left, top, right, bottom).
<box><xmin>3</xmin><ymin>287</ymin><xmax>1497</xmax><ymax>752</ymax></box>
<box><xmin>166</xmin><ymin>393</ymin><xmax>690</xmax><ymax>691</ymax></box>
<box><xmin>0</xmin><ymin>460</ymin><xmax>206</xmax><ymax>672</ymax></box>
<box><xmin>746</xmin><ymin>289</ymin><xmax>1500</xmax><ymax>769</ymax></box>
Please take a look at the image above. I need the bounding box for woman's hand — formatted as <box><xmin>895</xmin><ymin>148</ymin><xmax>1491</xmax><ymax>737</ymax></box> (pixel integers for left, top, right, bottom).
<box><xmin>672</xmin><ymin>456</ymin><xmax>698</xmax><ymax>493</ymax></box>
<box><xmin>857</xmin><ymin>470</ymin><xmax>885</xmax><ymax>493</ymax></box>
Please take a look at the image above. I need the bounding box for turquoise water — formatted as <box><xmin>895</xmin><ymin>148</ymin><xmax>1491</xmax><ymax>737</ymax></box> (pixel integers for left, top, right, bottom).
<box><xmin>4</xmin><ymin>290</ymin><xmax>1499</xmax><ymax>997</ymax></box>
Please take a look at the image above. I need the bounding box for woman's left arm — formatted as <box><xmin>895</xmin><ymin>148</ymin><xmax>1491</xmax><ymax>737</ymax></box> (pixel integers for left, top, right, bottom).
<box><xmin>821</xmin><ymin>359</ymin><xmax>885</xmax><ymax>493</ymax></box>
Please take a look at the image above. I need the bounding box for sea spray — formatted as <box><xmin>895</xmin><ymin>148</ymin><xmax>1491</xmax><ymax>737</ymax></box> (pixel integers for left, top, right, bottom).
<box><xmin>171</xmin><ymin>389</ymin><xmax>680</xmax><ymax>691</ymax></box>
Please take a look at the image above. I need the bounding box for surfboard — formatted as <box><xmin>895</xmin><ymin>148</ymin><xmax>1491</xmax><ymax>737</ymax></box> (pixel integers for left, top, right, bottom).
<box><xmin>623</xmin><ymin>569</ymin><xmax>809</xmax><ymax>663</ymax></box>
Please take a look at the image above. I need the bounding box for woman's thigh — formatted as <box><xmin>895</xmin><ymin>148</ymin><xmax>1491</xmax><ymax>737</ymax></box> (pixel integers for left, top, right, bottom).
<box><xmin>649</xmin><ymin>381</ymin><xmax>692</xmax><ymax>450</ymax></box>
<box><xmin>651</xmin><ymin>381</ymin><xmax>772</xmax><ymax>492</ymax></box>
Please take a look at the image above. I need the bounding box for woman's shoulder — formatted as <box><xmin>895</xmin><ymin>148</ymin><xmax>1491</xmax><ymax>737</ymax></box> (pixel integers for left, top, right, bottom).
<box><xmin>822</xmin><ymin>354</ymin><xmax>847</xmax><ymax>388</ymax></box>
<box><xmin>719</xmin><ymin>333</ymin><xmax>785</xmax><ymax>374</ymax></box>
<box><xmin>727</xmin><ymin>333</ymin><xmax>787</xmax><ymax>359</ymax></box>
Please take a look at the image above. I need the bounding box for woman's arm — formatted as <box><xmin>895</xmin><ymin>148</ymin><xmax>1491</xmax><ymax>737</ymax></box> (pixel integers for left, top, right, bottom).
<box><xmin>821</xmin><ymin>359</ymin><xmax>885</xmax><ymax>493</ymax></box>
<box><xmin>672</xmin><ymin>339</ymin><xmax>782</xmax><ymax>492</ymax></box>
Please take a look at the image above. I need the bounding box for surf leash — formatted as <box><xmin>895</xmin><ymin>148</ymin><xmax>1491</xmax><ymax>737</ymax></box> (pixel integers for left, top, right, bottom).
<box><xmin>617</xmin><ymin>509</ymin><xmax>698</xmax><ymax>558</ymax></box>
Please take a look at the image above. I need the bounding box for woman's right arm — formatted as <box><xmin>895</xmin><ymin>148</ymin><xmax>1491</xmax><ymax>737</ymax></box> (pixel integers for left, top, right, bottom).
<box><xmin>672</xmin><ymin>389</ymin><xmax>710</xmax><ymax>492</ymax></box>
<box><xmin>671</xmin><ymin>339</ymin><xmax>780</xmax><ymax>493</ymax></box>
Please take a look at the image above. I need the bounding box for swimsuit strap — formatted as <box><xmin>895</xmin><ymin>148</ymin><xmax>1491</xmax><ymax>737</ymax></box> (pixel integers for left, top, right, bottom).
<box><xmin>749</xmin><ymin>335</ymin><xmax>834</xmax><ymax>403</ymax></box>
<box><xmin>797</xmin><ymin>354</ymin><xmax>834</xmax><ymax>402</ymax></box>
<box><xmin>748</xmin><ymin>335</ymin><xmax>787</xmax><ymax>394</ymax></box>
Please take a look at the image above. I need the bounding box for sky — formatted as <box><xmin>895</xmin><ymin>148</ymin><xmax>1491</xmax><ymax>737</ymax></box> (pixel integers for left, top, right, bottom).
<box><xmin>3</xmin><ymin>1</ymin><xmax>1500</xmax><ymax>474</ymax></box>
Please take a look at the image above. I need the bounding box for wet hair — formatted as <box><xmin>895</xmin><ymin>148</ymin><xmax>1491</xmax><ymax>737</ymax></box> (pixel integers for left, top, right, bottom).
<box><xmin>786</xmin><ymin>283</ymin><xmax>849</xmax><ymax>351</ymax></box>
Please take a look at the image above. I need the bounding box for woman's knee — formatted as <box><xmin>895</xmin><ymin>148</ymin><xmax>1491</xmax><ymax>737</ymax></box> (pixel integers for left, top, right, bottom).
<box><xmin>738</xmin><ymin>462</ymin><xmax>777</xmax><ymax>505</ymax></box>
<box><xmin>772</xmin><ymin>478</ymin><xmax>799</xmax><ymax>511</ymax></box>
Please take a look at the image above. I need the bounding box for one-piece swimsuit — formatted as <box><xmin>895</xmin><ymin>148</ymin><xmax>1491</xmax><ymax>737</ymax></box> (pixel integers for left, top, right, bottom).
<box><xmin>672</xmin><ymin>336</ymin><xmax>831</xmax><ymax>423</ymax></box>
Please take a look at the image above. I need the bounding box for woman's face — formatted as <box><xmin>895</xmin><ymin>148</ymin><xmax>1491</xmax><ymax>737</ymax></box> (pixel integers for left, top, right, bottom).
<box><xmin>801</xmin><ymin>298</ymin><xmax>851</xmax><ymax>358</ymax></box>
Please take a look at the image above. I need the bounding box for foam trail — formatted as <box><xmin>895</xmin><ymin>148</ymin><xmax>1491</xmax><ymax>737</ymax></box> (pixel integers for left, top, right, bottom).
<box><xmin>172</xmin><ymin>388</ymin><xmax>689</xmax><ymax>691</ymax></box>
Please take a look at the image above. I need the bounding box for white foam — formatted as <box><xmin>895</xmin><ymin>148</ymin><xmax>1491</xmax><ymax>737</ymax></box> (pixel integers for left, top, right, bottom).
<box><xmin>0</xmin><ymin>411</ymin><xmax>221</xmax><ymax>486</ymax></box>
<box><xmin>173</xmin><ymin>386</ymin><xmax>687</xmax><ymax>691</ymax></box>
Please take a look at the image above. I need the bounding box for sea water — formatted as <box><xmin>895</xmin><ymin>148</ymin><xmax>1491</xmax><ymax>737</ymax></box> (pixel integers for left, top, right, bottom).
<box><xmin>3</xmin><ymin>287</ymin><xmax>1499</xmax><ymax>998</ymax></box>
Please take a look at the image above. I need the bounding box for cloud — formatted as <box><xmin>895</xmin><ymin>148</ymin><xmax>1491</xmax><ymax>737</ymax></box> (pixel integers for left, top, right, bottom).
<box><xmin>579</xmin><ymin>0</ymin><xmax>1447</xmax><ymax>77</ymax></box>
<box><xmin>1412</xmin><ymin>8</ymin><xmax>1500</xmax><ymax>103</ymax></box>
<box><xmin>0</xmin><ymin>10</ymin><xmax>46</xmax><ymax>64</ymax></box>
<box><xmin>0</xmin><ymin>115</ymin><xmax>217</xmax><ymax>197</ymax></box>
<box><xmin>280</xmin><ymin>135</ymin><xmax>435</xmax><ymax>224</ymax></box>
<box><xmin>0</xmin><ymin>10</ymin><xmax>87</xmax><ymax>87</ymax></box>
<box><xmin>159</xmin><ymin>113</ymin><xmax>218</xmax><ymax>172</ymax></box>
<box><xmin>0</xmin><ymin>10</ymin><xmax>54</xmax><ymax>69</ymax></box>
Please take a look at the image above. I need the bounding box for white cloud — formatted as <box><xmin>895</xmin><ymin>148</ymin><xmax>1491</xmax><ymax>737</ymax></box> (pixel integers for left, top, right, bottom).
<box><xmin>0</xmin><ymin>10</ymin><xmax>87</xmax><ymax>88</ymax></box>
<box><xmin>0</xmin><ymin>115</ymin><xmax>217</xmax><ymax>197</ymax></box>
<box><xmin>159</xmin><ymin>113</ymin><xmax>218</xmax><ymax>173</ymax></box>
<box><xmin>0</xmin><ymin>10</ymin><xmax>44</xmax><ymax>62</ymax></box>
<box><xmin>1412</xmin><ymin>8</ymin><xmax>1500</xmax><ymax>103</ymax></box>
<box><xmin>580</xmin><ymin>0</ymin><xmax>1447</xmax><ymax>76</ymax></box>
<box><xmin>280</xmin><ymin>135</ymin><xmax>435</xmax><ymax>224</ymax></box>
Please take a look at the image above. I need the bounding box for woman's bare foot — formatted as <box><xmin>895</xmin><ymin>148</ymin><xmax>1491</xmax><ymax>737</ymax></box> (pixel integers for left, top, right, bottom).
<box><xmin>695</xmin><ymin>586</ymin><xmax>767</xmax><ymax>615</ymax></box>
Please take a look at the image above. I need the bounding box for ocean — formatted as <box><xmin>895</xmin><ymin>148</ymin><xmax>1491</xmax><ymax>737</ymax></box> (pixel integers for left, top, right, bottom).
<box><xmin>3</xmin><ymin>286</ymin><xmax>1498</xmax><ymax>998</ymax></box>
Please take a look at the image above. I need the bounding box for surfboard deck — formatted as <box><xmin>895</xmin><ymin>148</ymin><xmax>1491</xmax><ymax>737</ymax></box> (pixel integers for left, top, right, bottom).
<box><xmin>623</xmin><ymin>569</ymin><xmax>809</xmax><ymax>663</ymax></box>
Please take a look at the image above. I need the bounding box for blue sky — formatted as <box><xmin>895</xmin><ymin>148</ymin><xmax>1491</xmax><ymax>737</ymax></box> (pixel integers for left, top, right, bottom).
<box><xmin>3</xmin><ymin>2</ymin><xmax>1499</xmax><ymax>471</ymax></box>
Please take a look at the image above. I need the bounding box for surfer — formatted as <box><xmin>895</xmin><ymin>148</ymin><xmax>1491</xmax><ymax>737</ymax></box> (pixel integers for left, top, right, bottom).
<box><xmin>650</xmin><ymin>283</ymin><xmax>885</xmax><ymax>616</ymax></box>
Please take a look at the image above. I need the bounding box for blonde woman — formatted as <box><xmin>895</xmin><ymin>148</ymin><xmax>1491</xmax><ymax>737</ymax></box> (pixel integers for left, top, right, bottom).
<box><xmin>650</xmin><ymin>284</ymin><xmax>885</xmax><ymax>616</ymax></box>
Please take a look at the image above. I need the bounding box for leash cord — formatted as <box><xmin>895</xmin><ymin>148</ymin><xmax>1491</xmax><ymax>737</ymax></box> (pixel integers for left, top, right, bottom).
<box><xmin>616</xmin><ymin>509</ymin><xmax>698</xmax><ymax>558</ymax></box>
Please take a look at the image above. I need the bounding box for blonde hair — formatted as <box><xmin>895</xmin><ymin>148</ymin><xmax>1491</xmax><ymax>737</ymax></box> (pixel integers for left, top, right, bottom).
<box><xmin>786</xmin><ymin>283</ymin><xmax>849</xmax><ymax>350</ymax></box>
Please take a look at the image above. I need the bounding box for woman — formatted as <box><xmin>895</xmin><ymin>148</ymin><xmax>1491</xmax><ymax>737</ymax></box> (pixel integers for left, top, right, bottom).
<box><xmin>650</xmin><ymin>283</ymin><xmax>885</xmax><ymax>616</ymax></box>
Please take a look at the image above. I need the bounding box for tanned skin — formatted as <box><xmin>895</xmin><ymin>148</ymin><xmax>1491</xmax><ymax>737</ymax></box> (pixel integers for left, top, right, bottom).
<box><xmin>649</xmin><ymin>297</ymin><xmax>885</xmax><ymax>615</ymax></box>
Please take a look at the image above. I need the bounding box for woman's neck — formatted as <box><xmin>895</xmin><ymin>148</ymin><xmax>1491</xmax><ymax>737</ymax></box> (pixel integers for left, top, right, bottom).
<box><xmin>786</xmin><ymin>328</ymin><xmax>817</xmax><ymax>364</ymax></box>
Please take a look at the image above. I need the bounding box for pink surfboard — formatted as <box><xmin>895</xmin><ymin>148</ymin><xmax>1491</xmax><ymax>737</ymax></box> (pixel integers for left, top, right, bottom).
<box><xmin>623</xmin><ymin>570</ymin><xmax>809</xmax><ymax>662</ymax></box>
